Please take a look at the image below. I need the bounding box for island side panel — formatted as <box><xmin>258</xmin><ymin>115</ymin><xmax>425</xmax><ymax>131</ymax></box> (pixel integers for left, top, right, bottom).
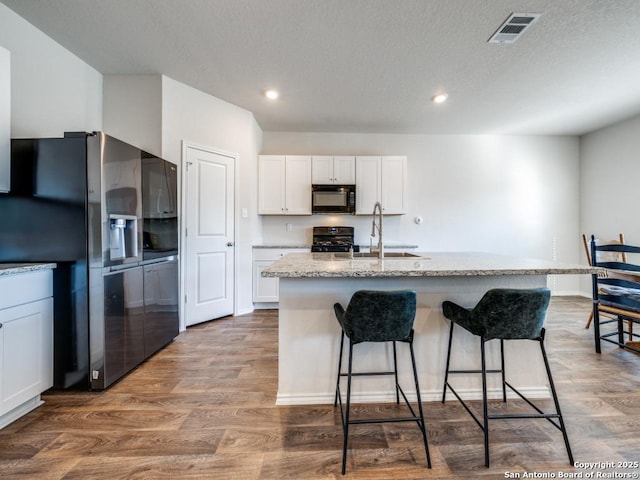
<box><xmin>276</xmin><ymin>275</ymin><xmax>548</xmax><ymax>405</ymax></box>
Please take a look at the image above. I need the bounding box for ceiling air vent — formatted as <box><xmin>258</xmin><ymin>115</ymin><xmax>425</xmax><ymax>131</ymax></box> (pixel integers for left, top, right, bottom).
<box><xmin>488</xmin><ymin>13</ymin><xmax>541</xmax><ymax>44</ymax></box>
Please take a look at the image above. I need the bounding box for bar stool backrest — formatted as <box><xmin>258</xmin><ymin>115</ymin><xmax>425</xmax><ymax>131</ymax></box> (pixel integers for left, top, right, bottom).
<box><xmin>468</xmin><ymin>288</ymin><xmax>551</xmax><ymax>340</ymax></box>
<box><xmin>341</xmin><ymin>290</ymin><xmax>417</xmax><ymax>343</ymax></box>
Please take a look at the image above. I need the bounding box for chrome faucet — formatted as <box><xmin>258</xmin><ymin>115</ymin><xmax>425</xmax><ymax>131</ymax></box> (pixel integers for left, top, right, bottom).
<box><xmin>370</xmin><ymin>201</ymin><xmax>383</xmax><ymax>259</ymax></box>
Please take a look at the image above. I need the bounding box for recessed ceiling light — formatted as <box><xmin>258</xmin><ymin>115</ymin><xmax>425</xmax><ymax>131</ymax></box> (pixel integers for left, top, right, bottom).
<box><xmin>265</xmin><ymin>89</ymin><xmax>279</xmax><ymax>100</ymax></box>
<box><xmin>432</xmin><ymin>93</ymin><xmax>448</xmax><ymax>104</ymax></box>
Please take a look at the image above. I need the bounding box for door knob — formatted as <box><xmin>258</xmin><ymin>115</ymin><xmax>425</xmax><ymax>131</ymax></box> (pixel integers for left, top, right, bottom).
<box><xmin>227</xmin><ymin>242</ymin><xmax>234</xmax><ymax>247</ymax></box>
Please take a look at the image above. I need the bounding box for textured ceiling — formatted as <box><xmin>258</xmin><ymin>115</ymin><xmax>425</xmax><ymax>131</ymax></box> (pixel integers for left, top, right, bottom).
<box><xmin>3</xmin><ymin>0</ymin><xmax>640</xmax><ymax>135</ymax></box>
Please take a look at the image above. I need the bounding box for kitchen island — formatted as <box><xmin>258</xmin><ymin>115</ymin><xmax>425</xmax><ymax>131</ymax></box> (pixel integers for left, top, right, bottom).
<box><xmin>262</xmin><ymin>252</ymin><xmax>594</xmax><ymax>406</ymax></box>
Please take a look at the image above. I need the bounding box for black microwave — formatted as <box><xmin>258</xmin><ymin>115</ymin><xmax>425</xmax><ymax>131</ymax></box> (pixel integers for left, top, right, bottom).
<box><xmin>311</xmin><ymin>184</ymin><xmax>356</xmax><ymax>214</ymax></box>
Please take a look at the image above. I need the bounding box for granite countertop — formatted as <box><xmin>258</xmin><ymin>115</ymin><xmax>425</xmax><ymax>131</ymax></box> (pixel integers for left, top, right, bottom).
<box><xmin>359</xmin><ymin>243</ymin><xmax>419</xmax><ymax>250</ymax></box>
<box><xmin>252</xmin><ymin>243</ymin><xmax>418</xmax><ymax>249</ymax></box>
<box><xmin>0</xmin><ymin>263</ymin><xmax>57</xmax><ymax>277</ymax></box>
<box><xmin>262</xmin><ymin>251</ymin><xmax>597</xmax><ymax>278</ymax></box>
<box><xmin>253</xmin><ymin>244</ymin><xmax>311</xmax><ymax>249</ymax></box>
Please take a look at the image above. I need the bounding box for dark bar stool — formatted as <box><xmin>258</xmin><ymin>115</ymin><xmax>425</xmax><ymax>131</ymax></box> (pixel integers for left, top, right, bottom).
<box><xmin>333</xmin><ymin>290</ymin><xmax>431</xmax><ymax>475</ymax></box>
<box><xmin>441</xmin><ymin>288</ymin><xmax>573</xmax><ymax>467</ymax></box>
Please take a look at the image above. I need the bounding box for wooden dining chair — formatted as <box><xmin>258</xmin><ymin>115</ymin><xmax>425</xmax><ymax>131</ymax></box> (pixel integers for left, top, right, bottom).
<box><xmin>583</xmin><ymin>233</ymin><xmax>635</xmax><ymax>341</ymax></box>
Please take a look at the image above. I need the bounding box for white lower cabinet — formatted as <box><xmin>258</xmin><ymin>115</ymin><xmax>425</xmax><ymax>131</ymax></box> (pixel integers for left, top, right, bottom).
<box><xmin>0</xmin><ymin>269</ymin><xmax>54</xmax><ymax>429</ymax></box>
<box><xmin>253</xmin><ymin>248</ymin><xmax>308</xmax><ymax>306</ymax></box>
<box><xmin>253</xmin><ymin>261</ymin><xmax>280</xmax><ymax>303</ymax></box>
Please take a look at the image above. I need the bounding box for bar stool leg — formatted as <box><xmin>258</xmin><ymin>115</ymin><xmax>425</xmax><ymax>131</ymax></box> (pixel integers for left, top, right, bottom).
<box><xmin>442</xmin><ymin>321</ymin><xmax>455</xmax><ymax>403</ymax></box>
<box><xmin>409</xmin><ymin>339</ymin><xmax>432</xmax><ymax>468</ymax></box>
<box><xmin>480</xmin><ymin>337</ymin><xmax>490</xmax><ymax>467</ymax></box>
<box><xmin>342</xmin><ymin>339</ymin><xmax>355</xmax><ymax>475</ymax></box>
<box><xmin>539</xmin><ymin>331</ymin><xmax>574</xmax><ymax>465</ymax></box>
<box><xmin>500</xmin><ymin>339</ymin><xmax>507</xmax><ymax>402</ymax></box>
<box><xmin>392</xmin><ymin>341</ymin><xmax>400</xmax><ymax>404</ymax></box>
<box><xmin>334</xmin><ymin>332</ymin><xmax>345</xmax><ymax>407</ymax></box>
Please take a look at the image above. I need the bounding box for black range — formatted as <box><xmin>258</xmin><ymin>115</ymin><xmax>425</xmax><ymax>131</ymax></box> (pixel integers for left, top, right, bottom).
<box><xmin>311</xmin><ymin>226</ymin><xmax>360</xmax><ymax>253</ymax></box>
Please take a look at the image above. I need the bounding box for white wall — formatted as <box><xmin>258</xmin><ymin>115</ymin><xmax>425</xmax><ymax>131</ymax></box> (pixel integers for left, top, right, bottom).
<box><xmin>579</xmin><ymin>112</ymin><xmax>640</xmax><ymax>294</ymax></box>
<box><xmin>580</xmin><ymin>112</ymin><xmax>640</xmax><ymax>244</ymax></box>
<box><xmin>103</xmin><ymin>75</ymin><xmax>162</xmax><ymax>155</ymax></box>
<box><xmin>162</xmin><ymin>77</ymin><xmax>262</xmax><ymax>315</ymax></box>
<box><xmin>0</xmin><ymin>4</ymin><xmax>102</xmax><ymax>137</ymax></box>
<box><xmin>262</xmin><ymin>132</ymin><xmax>581</xmax><ymax>295</ymax></box>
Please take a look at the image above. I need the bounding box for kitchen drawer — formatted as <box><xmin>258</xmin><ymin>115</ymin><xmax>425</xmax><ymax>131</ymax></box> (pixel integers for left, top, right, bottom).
<box><xmin>0</xmin><ymin>270</ymin><xmax>53</xmax><ymax>310</ymax></box>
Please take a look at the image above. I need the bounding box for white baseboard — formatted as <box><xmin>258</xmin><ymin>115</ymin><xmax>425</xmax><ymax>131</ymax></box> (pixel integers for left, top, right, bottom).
<box><xmin>0</xmin><ymin>396</ymin><xmax>43</xmax><ymax>430</ymax></box>
<box><xmin>275</xmin><ymin>386</ymin><xmax>551</xmax><ymax>406</ymax></box>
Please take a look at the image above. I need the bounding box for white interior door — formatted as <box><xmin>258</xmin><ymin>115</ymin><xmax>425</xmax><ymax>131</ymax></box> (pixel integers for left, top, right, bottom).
<box><xmin>183</xmin><ymin>145</ymin><xmax>235</xmax><ymax>326</ymax></box>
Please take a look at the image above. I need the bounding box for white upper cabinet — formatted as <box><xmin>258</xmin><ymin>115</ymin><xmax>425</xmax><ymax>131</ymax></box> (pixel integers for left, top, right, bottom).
<box><xmin>312</xmin><ymin>156</ymin><xmax>355</xmax><ymax>184</ymax></box>
<box><xmin>380</xmin><ymin>156</ymin><xmax>408</xmax><ymax>214</ymax></box>
<box><xmin>0</xmin><ymin>47</ymin><xmax>10</xmax><ymax>193</ymax></box>
<box><xmin>258</xmin><ymin>155</ymin><xmax>286</xmax><ymax>214</ymax></box>
<box><xmin>285</xmin><ymin>156</ymin><xmax>312</xmax><ymax>214</ymax></box>
<box><xmin>311</xmin><ymin>156</ymin><xmax>332</xmax><ymax>184</ymax></box>
<box><xmin>355</xmin><ymin>156</ymin><xmax>407</xmax><ymax>215</ymax></box>
<box><xmin>355</xmin><ymin>156</ymin><xmax>380</xmax><ymax>214</ymax></box>
<box><xmin>259</xmin><ymin>153</ymin><xmax>406</xmax><ymax>215</ymax></box>
<box><xmin>258</xmin><ymin>155</ymin><xmax>312</xmax><ymax>215</ymax></box>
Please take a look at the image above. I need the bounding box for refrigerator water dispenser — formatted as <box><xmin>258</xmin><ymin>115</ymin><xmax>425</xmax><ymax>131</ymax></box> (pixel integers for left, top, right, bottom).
<box><xmin>109</xmin><ymin>214</ymin><xmax>138</xmax><ymax>261</ymax></box>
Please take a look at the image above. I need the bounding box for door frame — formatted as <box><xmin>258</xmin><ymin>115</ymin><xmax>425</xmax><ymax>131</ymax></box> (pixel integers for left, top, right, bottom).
<box><xmin>179</xmin><ymin>140</ymin><xmax>239</xmax><ymax>331</ymax></box>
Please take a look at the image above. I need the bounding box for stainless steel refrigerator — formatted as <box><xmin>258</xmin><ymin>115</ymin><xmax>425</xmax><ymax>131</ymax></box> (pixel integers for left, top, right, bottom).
<box><xmin>0</xmin><ymin>131</ymin><xmax>178</xmax><ymax>389</ymax></box>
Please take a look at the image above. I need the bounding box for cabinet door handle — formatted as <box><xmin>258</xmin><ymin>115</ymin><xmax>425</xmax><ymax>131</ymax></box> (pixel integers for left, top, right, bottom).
<box><xmin>0</xmin><ymin>323</ymin><xmax>3</xmax><ymax>328</ymax></box>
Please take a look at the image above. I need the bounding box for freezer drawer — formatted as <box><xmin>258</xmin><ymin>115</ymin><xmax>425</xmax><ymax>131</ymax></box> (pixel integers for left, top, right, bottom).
<box><xmin>143</xmin><ymin>259</ymin><xmax>179</xmax><ymax>357</ymax></box>
<box><xmin>97</xmin><ymin>266</ymin><xmax>145</xmax><ymax>389</ymax></box>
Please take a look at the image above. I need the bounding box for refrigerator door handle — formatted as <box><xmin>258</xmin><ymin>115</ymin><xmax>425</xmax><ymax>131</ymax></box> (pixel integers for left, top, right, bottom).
<box><xmin>140</xmin><ymin>255</ymin><xmax>178</xmax><ymax>266</ymax></box>
<box><xmin>109</xmin><ymin>263</ymin><xmax>140</xmax><ymax>272</ymax></box>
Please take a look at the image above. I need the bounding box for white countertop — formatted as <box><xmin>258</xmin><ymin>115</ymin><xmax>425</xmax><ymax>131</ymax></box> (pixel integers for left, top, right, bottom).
<box><xmin>261</xmin><ymin>251</ymin><xmax>596</xmax><ymax>278</ymax></box>
<box><xmin>0</xmin><ymin>263</ymin><xmax>57</xmax><ymax>277</ymax></box>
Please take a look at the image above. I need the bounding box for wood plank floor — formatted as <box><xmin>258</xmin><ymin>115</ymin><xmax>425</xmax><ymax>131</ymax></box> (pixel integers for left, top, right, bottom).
<box><xmin>1</xmin><ymin>296</ymin><xmax>639</xmax><ymax>479</ymax></box>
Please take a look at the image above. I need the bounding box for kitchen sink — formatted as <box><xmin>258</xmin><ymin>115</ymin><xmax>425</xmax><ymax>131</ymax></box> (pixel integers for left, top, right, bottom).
<box><xmin>335</xmin><ymin>251</ymin><xmax>423</xmax><ymax>259</ymax></box>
